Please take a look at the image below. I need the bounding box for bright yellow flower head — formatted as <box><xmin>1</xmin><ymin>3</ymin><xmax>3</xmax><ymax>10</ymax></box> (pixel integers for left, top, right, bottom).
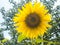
<box><xmin>13</xmin><ymin>2</ymin><xmax>52</xmax><ymax>39</ymax></box>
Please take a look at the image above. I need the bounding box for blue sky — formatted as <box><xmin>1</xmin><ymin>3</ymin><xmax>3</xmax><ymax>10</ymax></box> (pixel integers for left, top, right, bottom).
<box><xmin>0</xmin><ymin>0</ymin><xmax>60</xmax><ymax>40</ymax></box>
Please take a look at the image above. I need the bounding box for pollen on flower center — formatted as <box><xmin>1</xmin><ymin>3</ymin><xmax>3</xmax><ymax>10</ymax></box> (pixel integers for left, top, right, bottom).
<box><xmin>25</xmin><ymin>13</ymin><xmax>40</xmax><ymax>28</ymax></box>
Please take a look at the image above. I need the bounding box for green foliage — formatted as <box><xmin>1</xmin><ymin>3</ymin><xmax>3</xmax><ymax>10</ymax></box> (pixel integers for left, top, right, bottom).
<box><xmin>0</xmin><ymin>29</ymin><xmax>4</xmax><ymax>40</ymax></box>
<box><xmin>0</xmin><ymin>0</ymin><xmax>60</xmax><ymax>45</ymax></box>
<box><xmin>18</xmin><ymin>34</ymin><xmax>26</xmax><ymax>43</ymax></box>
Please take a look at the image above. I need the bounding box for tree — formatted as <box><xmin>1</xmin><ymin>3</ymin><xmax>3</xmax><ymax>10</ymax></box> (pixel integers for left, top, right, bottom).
<box><xmin>0</xmin><ymin>0</ymin><xmax>60</xmax><ymax>45</ymax></box>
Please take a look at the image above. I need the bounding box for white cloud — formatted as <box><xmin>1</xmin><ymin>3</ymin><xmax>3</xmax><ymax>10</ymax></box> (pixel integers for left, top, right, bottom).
<box><xmin>0</xmin><ymin>0</ymin><xmax>13</xmax><ymax>11</ymax></box>
<box><xmin>3</xmin><ymin>30</ymin><xmax>11</xmax><ymax>40</ymax></box>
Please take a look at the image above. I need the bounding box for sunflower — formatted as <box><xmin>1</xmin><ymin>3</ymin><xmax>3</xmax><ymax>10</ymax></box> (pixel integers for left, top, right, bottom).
<box><xmin>13</xmin><ymin>2</ymin><xmax>51</xmax><ymax>39</ymax></box>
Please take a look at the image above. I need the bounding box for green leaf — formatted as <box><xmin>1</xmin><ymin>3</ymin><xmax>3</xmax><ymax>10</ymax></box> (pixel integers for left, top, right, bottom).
<box><xmin>36</xmin><ymin>38</ymin><xmax>43</xmax><ymax>43</ymax></box>
<box><xmin>18</xmin><ymin>34</ymin><xmax>26</xmax><ymax>43</ymax></box>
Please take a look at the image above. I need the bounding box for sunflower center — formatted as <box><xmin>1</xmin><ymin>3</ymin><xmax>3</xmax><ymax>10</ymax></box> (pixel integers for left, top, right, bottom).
<box><xmin>25</xmin><ymin>13</ymin><xmax>40</xmax><ymax>28</ymax></box>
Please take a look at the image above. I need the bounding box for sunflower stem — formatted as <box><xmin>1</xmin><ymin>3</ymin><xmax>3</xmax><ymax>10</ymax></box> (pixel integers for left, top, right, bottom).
<box><xmin>31</xmin><ymin>39</ymin><xmax>36</xmax><ymax>45</ymax></box>
<box><xmin>41</xmin><ymin>36</ymin><xmax>44</xmax><ymax>45</ymax></box>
